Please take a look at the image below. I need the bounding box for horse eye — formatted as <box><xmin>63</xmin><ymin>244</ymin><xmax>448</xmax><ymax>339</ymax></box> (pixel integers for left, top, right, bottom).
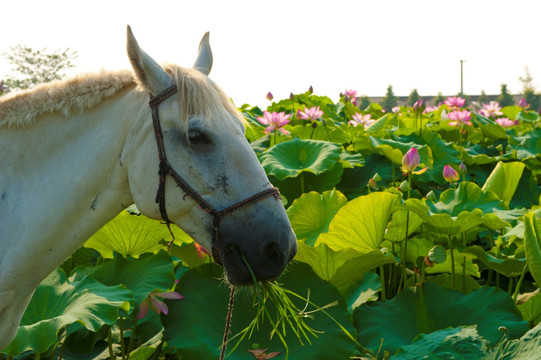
<box><xmin>188</xmin><ymin>129</ymin><xmax>212</xmax><ymax>145</ymax></box>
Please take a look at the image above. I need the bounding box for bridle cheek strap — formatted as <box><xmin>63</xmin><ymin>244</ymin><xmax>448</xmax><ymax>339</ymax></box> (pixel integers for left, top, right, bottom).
<box><xmin>149</xmin><ymin>85</ymin><xmax>281</xmax><ymax>265</ymax></box>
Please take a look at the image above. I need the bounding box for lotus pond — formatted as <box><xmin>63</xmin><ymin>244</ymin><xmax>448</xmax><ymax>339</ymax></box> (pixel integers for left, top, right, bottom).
<box><xmin>2</xmin><ymin>91</ymin><xmax>541</xmax><ymax>359</ymax></box>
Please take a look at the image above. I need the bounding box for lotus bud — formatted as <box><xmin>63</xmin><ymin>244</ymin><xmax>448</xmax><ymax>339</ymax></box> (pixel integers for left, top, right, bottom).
<box><xmin>518</xmin><ymin>98</ymin><xmax>529</xmax><ymax>110</ymax></box>
<box><xmin>308</xmin><ymin>85</ymin><xmax>313</xmax><ymax>94</ymax></box>
<box><xmin>266</xmin><ymin>92</ymin><xmax>273</xmax><ymax>101</ymax></box>
<box><xmin>413</xmin><ymin>98</ymin><xmax>426</xmax><ymax>115</ymax></box>
<box><xmin>402</xmin><ymin>148</ymin><xmax>420</xmax><ymax>174</ymax></box>
<box><xmin>443</xmin><ymin>165</ymin><xmax>460</xmax><ymax>183</ymax></box>
<box><xmin>459</xmin><ymin>161</ymin><xmax>467</xmax><ymax>175</ymax></box>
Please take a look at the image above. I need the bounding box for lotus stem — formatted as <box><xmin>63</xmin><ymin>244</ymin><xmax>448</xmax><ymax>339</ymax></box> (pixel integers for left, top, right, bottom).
<box><xmin>107</xmin><ymin>327</ymin><xmax>115</xmax><ymax>359</ymax></box>
<box><xmin>513</xmin><ymin>263</ymin><xmax>528</xmax><ymax>303</ymax></box>
<box><xmin>448</xmin><ymin>235</ymin><xmax>455</xmax><ymax>290</ymax></box>
<box><xmin>379</xmin><ymin>265</ymin><xmax>386</xmax><ymax>301</ymax></box>
<box><xmin>119</xmin><ymin>316</ymin><xmax>126</xmax><ymax>359</ymax></box>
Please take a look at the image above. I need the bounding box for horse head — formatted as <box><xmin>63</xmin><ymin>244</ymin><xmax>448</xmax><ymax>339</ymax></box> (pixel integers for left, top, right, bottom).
<box><xmin>124</xmin><ymin>26</ymin><xmax>296</xmax><ymax>285</ymax></box>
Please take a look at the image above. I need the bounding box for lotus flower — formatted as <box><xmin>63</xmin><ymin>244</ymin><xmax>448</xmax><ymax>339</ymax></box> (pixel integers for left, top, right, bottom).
<box><xmin>401</xmin><ymin>148</ymin><xmax>428</xmax><ymax>175</ymax></box>
<box><xmin>138</xmin><ymin>290</ymin><xmax>184</xmax><ymax>319</ymax></box>
<box><xmin>443</xmin><ymin>165</ymin><xmax>460</xmax><ymax>183</ymax></box>
<box><xmin>495</xmin><ymin>117</ymin><xmax>517</xmax><ymax>127</ymax></box>
<box><xmin>444</xmin><ymin>96</ymin><xmax>466</xmax><ymax>109</ymax></box>
<box><xmin>348</xmin><ymin>113</ymin><xmax>375</xmax><ymax>127</ymax></box>
<box><xmin>479</xmin><ymin>101</ymin><xmax>503</xmax><ymax>118</ymax></box>
<box><xmin>257</xmin><ymin>111</ymin><xmax>291</xmax><ymax>135</ymax></box>
<box><xmin>447</xmin><ymin>110</ymin><xmax>472</xmax><ymax>127</ymax></box>
<box><xmin>518</xmin><ymin>98</ymin><xmax>529</xmax><ymax>110</ymax></box>
<box><xmin>297</xmin><ymin>106</ymin><xmax>323</xmax><ymax>122</ymax></box>
<box><xmin>266</xmin><ymin>92</ymin><xmax>273</xmax><ymax>101</ymax></box>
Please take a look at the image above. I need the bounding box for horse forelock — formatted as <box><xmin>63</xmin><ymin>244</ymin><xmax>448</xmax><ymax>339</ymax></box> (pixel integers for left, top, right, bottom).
<box><xmin>162</xmin><ymin>64</ymin><xmax>246</xmax><ymax>129</ymax></box>
<box><xmin>0</xmin><ymin>65</ymin><xmax>244</xmax><ymax>130</ymax></box>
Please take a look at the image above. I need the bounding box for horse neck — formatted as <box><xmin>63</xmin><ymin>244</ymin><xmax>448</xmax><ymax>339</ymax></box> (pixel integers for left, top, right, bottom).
<box><xmin>0</xmin><ymin>88</ymin><xmax>141</xmax><ymax>262</ymax></box>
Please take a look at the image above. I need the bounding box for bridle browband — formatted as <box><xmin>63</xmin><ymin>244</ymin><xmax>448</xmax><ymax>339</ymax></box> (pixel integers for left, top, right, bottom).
<box><xmin>149</xmin><ymin>84</ymin><xmax>281</xmax><ymax>265</ymax></box>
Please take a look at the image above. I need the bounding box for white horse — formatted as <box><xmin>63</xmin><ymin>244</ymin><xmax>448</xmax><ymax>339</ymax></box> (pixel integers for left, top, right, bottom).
<box><xmin>0</xmin><ymin>26</ymin><xmax>296</xmax><ymax>349</ymax></box>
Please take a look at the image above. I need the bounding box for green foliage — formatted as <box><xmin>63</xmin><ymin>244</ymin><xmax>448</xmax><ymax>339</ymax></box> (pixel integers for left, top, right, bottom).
<box><xmin>380</xmin><ymin>84</ymin><xmax>398</xmax><ymax>112</ymax></box>
<box><xmin>478</xmin><ymin>90</ymin><xmax>490</xmax><ymax>105</ymax></box>
<box><xmin>406</xmin><ymin>88</ymin><xmax>420</xmax><ymax>106</ymax></box>
<box><xmin>4</xmin><ymin>86</ymin><xmax>541</xmax><ymax>359</ymax></box>
<box><xmin>498</xmin><ymin>84</ymin><xmax>515</xmax><ymax>107</ymax></box>
<box><xmin>2</xmin><ymin>45</ymin><xmax>77</xmax><ymax>92</ymax></box>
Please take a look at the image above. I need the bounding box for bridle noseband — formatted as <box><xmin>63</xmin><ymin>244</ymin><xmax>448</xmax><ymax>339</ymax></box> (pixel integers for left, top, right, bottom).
<box><xmin>149</xmin><ymin>84</ymin><xmax>281</xmax><ymax>265</ymax></box>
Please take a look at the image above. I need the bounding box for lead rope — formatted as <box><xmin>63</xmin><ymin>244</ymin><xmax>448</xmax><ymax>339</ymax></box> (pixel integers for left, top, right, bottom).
<box><xmin>220</xmin><ymin>285</ymin><xmax>236</xmax><ymax>360</ymax></box>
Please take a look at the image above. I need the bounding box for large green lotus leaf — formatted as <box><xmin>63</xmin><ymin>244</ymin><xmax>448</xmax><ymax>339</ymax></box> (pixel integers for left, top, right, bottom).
<box><xmin>289</xmin><ymin>122</ymin><xmax>350</xmax><ymax>144</ymax></box>
<box><xmin>286</xmin><ymin>189</ymin><xmax>348</xmax><ymax>245</ymax></box>
<box><xmin>510</xmin><ymin>128</ymin><xmax>541</xmax><ymax>160</ymax></box>
<box><xmin>429</xmin><ymin>182</ymin><xmax>508</xmax><ymax>216</ymax></box>
<box><xmin>84</xmin><ymin>210</ymin><xmax>193</xmax><ymax>259</ymax></box>
<box><xmin>341</xmin><ymin>272</ymin><xmax>381</xmax><ymax>315</ymax></box>
<box><xmin>463</xmin><ymin>245</ymin><xmax>525</xmax><ymax>278</ymax></box>
<box><xmin>162</xmin><ymin>263</ymin><xmax>356</xmax><ymax>359</ymax></box>
<box><xmin>392</xmin><ymin>326</ymin><xmax>489</xmax><ymax>360</ymax></box>
<box><xmin>317</xmin><ymin>192</ymin><xmax>400</xmax><ymax>253</ymax></box>
<box><xmin>384</xmin><ymin>209</ymin><xmax>425</xmax><ymax>242</ymax></box>
<box><xmin>524</xmin><ymin>212</ymin><xmax>541</xmax><ymax>288</ymax></box>
<box><xmin>401</xmin><ymin>198</ymin><xmax>484</xmax><ymax>235</ymax></box>
<box><xmin>483</xmin><ymin>323</ymin><xmax>541</xmax><ymax>360</ymax></box>
<box><xmin>2</xmin><ymin>269</ymin><xmax>133</xmax><ymax>356</ymax></box>
<box><xmin>354</xmin><ymin>282</ymin><xmax>528</xmax><ymax>354</ymax></box>
<box><xmin>258</xmin><ymin>138</ymin><xmax>342</xmax><ymax>181</ymax></box>
<box><xmin>295</xmin><ymin>241</ymin><xmax>395</xmax><ymax>288</ymax></box>
<box><xmin>482</xmin><ymin>161</ymin><xmax>525</xmax><ymax>205</ymax></box>
<box><xmin>369</xmin><ymin>136</ymin><xmax>432</xmax><ymax>167</ymax></box>
<box><xmin>269</xmin><ymin>163</ymin><xmax>344</xmax><ymax>204</ymax></box>
<box><xmin>518</xmin><ymin>293</ymin><xmax>541</xmax><ymax>327</ymax></box>
<box><xmin>73</xmin><ymin>251</ymin><xmax>175</xmax><ymax>309</ymax></box>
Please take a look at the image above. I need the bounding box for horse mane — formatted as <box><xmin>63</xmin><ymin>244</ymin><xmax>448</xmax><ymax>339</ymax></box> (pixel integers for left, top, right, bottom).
<box><xmin>0</xmin><ymin>64</ymin><xmax>244</xmax><ymax>128</ymax></box>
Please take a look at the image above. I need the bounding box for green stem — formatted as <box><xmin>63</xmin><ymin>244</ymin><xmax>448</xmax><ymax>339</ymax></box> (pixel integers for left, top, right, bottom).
<box><xmin>448</xmin><ymin>235</ymin><xmax>455</xmax><ymax>290</ymax></box>
<box><xmin>462</xmin><ymin>232</ymin><xmax>466</xmax><ymax>293</ymax></box>
<box><xmin>35</xmin><ymin>353</ymin><xmax>41</xmax><ymax>360</ymax></box>
<box><xmin>107</xmin><ymin>327</ymin><xmax>115</xmax><ymax>360</ymax></box>
<box><xmin>300</xmin><ymin>172</ymin><xmax>305</xmax><ymax>194</ymax></box>
<box><xmin>119</xmin><ymin>317</ymin><xmax>126</xmax><ymax>360</ymax></box>
<box><xmin>126</xmin><ymin>317</ymin><xmax>139</xmax><ymax>360</ymax></box>
<box><xmin>273</xmin><ymin>131</ymin><xmax>277</xmax><ymax>147</ymax></box>
<box><xmin>379</xmin><ymin>265</ymin><xmax>386</xmax><ymax>301</ymax></box>
<box><xmin>513</xmin><ymin>264</ymin><xmax>528</xmax><ymax>303</ymax></box>
<box><xmin>401</xmin><ymin>210</ymin><xmax>411</xmax><ymax>290</ymax></box>
<box><xmin>508</xmin><ymin>277</ymin><xmax>514</xmax><ymax>296</ymax></box>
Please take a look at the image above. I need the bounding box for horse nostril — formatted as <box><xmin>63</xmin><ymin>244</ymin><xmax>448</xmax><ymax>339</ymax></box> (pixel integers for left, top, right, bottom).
<box><xmin>263</xmin><ymin>242</ymin><xmax>285</xmax><ymax>265</ymax></box>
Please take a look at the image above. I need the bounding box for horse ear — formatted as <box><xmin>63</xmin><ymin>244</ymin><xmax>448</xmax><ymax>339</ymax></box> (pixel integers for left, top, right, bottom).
<box><xmin>126</xmin><ymin>25</ymin><xmax>174</xmax><ymax>95</ymax></box>
<box><xmin>193</xmin><ymin>32</ymin><xmax>213</xmax><ymax>76</ymax></box>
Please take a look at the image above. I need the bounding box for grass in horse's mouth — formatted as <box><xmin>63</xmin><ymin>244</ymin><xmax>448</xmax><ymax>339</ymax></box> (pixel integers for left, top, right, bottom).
<box><xmin>218</xmin><ymin>253</ymin><xmax>356</xmax><ymax>359</ymax></box>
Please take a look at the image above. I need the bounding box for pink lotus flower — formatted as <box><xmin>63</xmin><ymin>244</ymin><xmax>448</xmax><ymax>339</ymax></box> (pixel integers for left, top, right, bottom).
<box><xmin>444</xmin><ymin>96</ymin><xmax>466</xmax><ymax>109</ymax></box>
<box><xmin>519</xmin><ymin>98</ymin><xmax>529</xmax><ymax>110</ymax></box>
<box><xmin>425</xmin><ymin>105</ymin><xmax>440</xmax><ymax>113</ymax></box>
<box><xmin>348</xmin><ymin>113</ymin><xmax>375</xmax><ymax>127</ymax></box>
<box><xmin>447</xmin><ymin>110</ymin><xmax>472</xmax><ymax>126</ymax></box>
<box><xmin>257</xmin><ymin>111</ymin><xmax>291</xmax><ymax>135</ymax></box>
<box><xmin>401</xmin><ymin>148</ymin><xmax>428</xmax><ymax>175</ymax></box>
<box><xmin>344</xmin><ymin>89</ymin><xmax>358</xmax><ymax>104</ymax></box>
<box><xmin>297</xmin><ymin>106</ymin><xmax>323</xmax><ymax>122</ymax></box>
<box><xmin>266</xmin><ymin>92</ymin><xmax>273</xmax><ymax>101</ymax></box>
<box><xmin>495</xmin><ymin>117</ymin><xmax>518</xmax><ymax>127</ymax></box>
<box><xmin>138</xmin><ymin>290</ymin><xmax>184</xmax><ymax>319</ymax></box>
<box><xmin>479</xmin><ymin>101</ymin><xmax>503</xmax><ymax>118</ymax></box>
<box><xmin>392</xmin><ymin>106</ymin><xmax>400</xmax><ymax>113</ymax></box>
<box><xmin>443</xmin><ymin>165</ymin><xmax>460</xmax><ymax>183</ymax></box>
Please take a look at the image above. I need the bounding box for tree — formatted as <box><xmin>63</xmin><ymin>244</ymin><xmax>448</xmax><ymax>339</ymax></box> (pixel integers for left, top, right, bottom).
<box><xmin>477</xmin><ymin>90</ymin><xmax>489</xmax><ymax>105</ymax></box>
<box><xmin>380</xmin><ymin>85</ymin><xmax>398</xmax><ymax>112</ymax></box>
<box><xmin>433</xmin><ymin>92</ymin><xmax>445</xmax><ymax>105</ymax></box>
<box><xmin>519</xmin><ymin>66</ymin><xmax>534</xmax><ymax>92</ymax></box>
<box><xmin>2</xmin><ymin>45</ymin><xmax>77</xmax><ymax>93</ymax></box>
<box><xmin>406</xmin><ymin>89</ymin><xmax>420</xmax><ymax>106</ymax></box>
<box><xmin>524</xmin><ymin>88</ymin><xmax>541</xmax><ymax>112</ymax></box>
<box><xmin>358</xmin><ymin>95</ymin><xmax>371</xmax><ymax>110</ymax></box>
<box><xmin>497</xmin><ymin>84</ymin><xmax>515</xmax><ymax>107</ymax></box>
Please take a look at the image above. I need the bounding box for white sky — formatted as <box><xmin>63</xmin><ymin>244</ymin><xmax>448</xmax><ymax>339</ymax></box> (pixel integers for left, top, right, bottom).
<box><xmin>1</xmin><ymin>0</ymin><xmax>540</xmax><ymax>107</ymax></box>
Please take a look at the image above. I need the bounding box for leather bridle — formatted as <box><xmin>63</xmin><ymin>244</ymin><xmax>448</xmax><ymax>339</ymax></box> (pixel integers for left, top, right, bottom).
<box><xmin>149</xmin><ymin>84</ymin><xmax>281</xmax><ymax>265</ymax></box>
